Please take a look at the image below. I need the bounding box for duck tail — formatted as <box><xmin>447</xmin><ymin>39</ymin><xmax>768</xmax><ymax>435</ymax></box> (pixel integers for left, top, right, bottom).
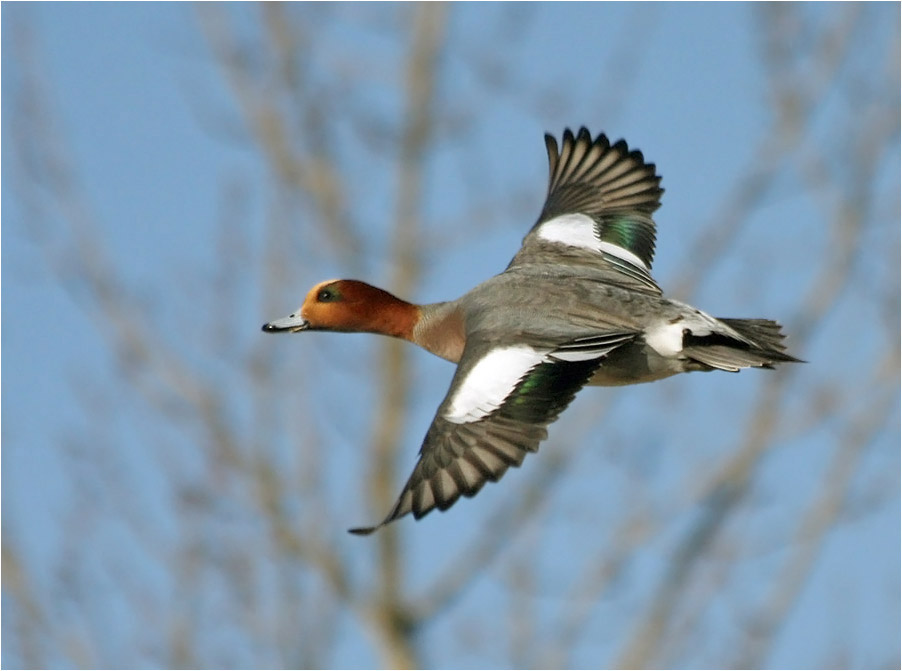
<box><xmin>682</xmin><ymin>318</ymin><xmax>804</xmax><ymax>372</ymax></box>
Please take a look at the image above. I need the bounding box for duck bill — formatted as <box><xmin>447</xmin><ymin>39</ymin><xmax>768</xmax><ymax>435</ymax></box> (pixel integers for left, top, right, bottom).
<box><xmin>262</xmin><ymin>313</ymin><xmax>310</xmax><ymax>333</ymax></box>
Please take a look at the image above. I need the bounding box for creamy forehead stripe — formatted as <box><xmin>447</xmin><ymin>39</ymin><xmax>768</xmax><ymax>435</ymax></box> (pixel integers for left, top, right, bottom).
<box><xmin>536</xmin><ymin>213</ymin><xmax>649</xmax><ymax>271</ymax></box>
<box><xmin>444</xmin><ymin>346</ymin><xmax>545</xmax><ymax>424</ymax></box>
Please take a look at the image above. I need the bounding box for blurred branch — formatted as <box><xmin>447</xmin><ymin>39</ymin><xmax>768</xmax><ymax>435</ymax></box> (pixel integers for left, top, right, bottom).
<box><xmin>198</xmin><ymin>3</ymin><xmax>363</xmax><ymax>272</ymax></box>
<box><xmin>361</xmin><ymin>4</ymin><xmax>447</xmax><ymax>668</ymax></box>
<box><xmin>673</xmin><ymin>4</ymin><xmax>864</xmax><ymax>300</ymax></box>
<box><xmin>5</xmin><ymin>4</ymin><xmax>897</xmax><ymax>669</ymax></box>
<box><xmin>614</xmin><ymin>6</ymin><xmax>898</xmax><ymax>667</ymax></box>
<box><xmin>734</xmin><ymin>347</ymin><xmax>899</xmax><ymax>668</ymax></box>
<box><xmin>2</xmin><ymin>542</ymin><xmax>46</xmax><ymax>669</ymax></box>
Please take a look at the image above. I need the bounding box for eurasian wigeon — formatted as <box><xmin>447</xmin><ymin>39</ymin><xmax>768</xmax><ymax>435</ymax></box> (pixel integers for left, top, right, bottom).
<box><xmin>263</xmin><ymin>128</ymin><xmax>801</xmax><ymax>534</ymax></box>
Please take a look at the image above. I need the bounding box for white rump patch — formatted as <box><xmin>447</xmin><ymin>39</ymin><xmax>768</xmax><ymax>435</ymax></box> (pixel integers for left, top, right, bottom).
<box><xmin>645</xmin><ymin>323</ymin><xmax>686</xmax><ymax>358</ymax></box>
<box><xmin>445</xmin><ymin>345</ymin><xmax>546</xmax><ymax>424</ymax></box>
<box><xmin>646</xmin><ymin>304</ymin><xmax>738</xmax><ymax>358</ymax></box>
<box><xmin>536</xmin><ymin>213</ymin><xmax>648</xmax><ymax>271</ymax></box>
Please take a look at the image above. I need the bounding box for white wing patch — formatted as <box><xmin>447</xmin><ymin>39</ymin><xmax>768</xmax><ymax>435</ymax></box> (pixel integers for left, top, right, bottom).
<box><xmin>444</xmin><ymin>345</ymin><xmax>546</xmax><ymax>424</ymax></box>
<box><xmin>536</xmin><ymin>213</ymin><xmax>649</xmax><ymax>271</ymax></box>
<box><xmin>549</xmin><ymin>348</ymin><xmax>607</xmax><ymax>362</ymax></box>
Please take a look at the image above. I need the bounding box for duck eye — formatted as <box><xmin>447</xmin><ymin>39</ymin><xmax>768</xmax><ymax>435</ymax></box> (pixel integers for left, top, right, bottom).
<box><xmin>317</xmin><ymin>288</ymin><xmax>337</xmax><ymax>302</ymax></box>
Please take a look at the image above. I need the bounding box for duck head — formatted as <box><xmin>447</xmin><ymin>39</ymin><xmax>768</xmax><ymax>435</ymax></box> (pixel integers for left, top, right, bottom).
<box><xmin>262</xmin><ymin>279</ymin><xmax>418</xmax><ymax>339</ymax></box>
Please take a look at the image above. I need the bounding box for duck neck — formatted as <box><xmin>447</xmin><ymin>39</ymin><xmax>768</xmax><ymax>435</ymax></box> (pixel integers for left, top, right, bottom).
<box><xmin>336</xmin><ymin>281</ymin><xmax>465</xmax><ymax>362</ymax></box>
<box><xmin>354</xmin><ymin>286</ymin><xmax>421</xmax><ymax>342</ymax></box>
<box><xmin>412</xmin><ymin>301</ymin><xmax>466</xmax><ymax>363</ymax></box>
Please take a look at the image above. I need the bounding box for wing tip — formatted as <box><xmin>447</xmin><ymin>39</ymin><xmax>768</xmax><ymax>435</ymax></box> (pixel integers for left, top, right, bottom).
<box><xmin>543</xmin><ymin>127</ymin><xmax>662</xmax><ymax>208</ymax></box>
<box><xmin>347</xmin><ymin>491</ymin><xmax>416</xmax><ymax>535</ymax></box>
<box><xmin>347</xmin><ymin>524</ymin><xmax>380</xmax><ymax>536</ymax></box>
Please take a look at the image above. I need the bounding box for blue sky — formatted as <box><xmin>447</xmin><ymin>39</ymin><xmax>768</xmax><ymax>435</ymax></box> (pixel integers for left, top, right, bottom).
<box><xmin>3</xmin><ymin>3</ymin><xmax>900</xmax><ymax>669</ymax></box>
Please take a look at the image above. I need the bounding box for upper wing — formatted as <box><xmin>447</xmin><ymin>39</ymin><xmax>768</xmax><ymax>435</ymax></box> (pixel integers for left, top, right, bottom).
<box><xmin>348</xmin><ymin>331</ymin><xmax>636</xmax><ymax>534</ymax></box>
<box><xmin>508</xmin><ymin>127</ymin><xmax>664</xmax><ymax>294</ymax></box>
